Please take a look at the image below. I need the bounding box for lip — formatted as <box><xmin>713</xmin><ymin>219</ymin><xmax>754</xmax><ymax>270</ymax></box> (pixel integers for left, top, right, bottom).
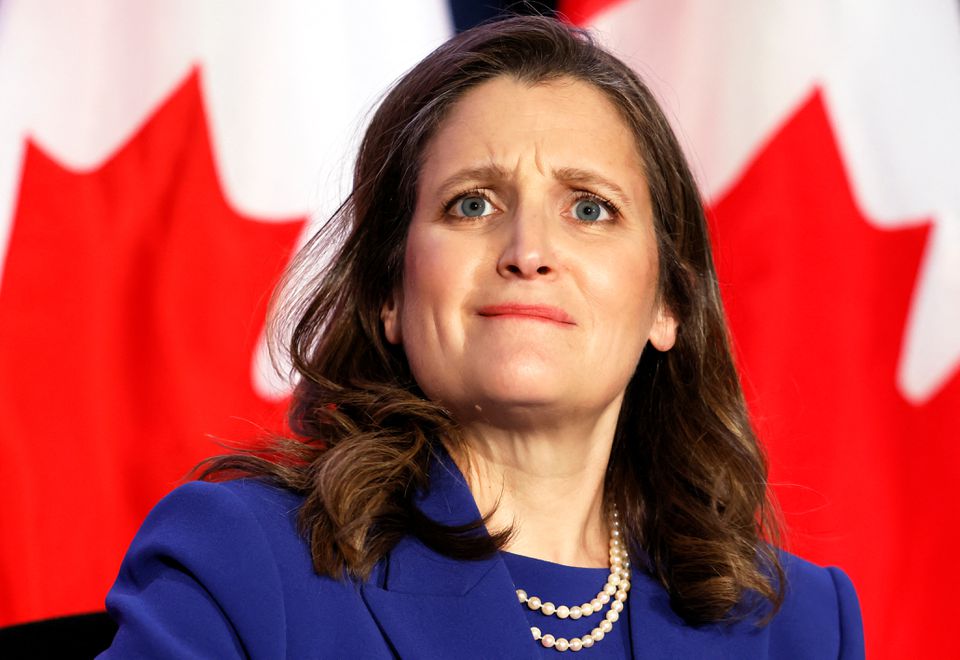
<box><xmin>476</xmin><ymin>303</ymin><xmax>576</xmax><ymax>325</ymax></box>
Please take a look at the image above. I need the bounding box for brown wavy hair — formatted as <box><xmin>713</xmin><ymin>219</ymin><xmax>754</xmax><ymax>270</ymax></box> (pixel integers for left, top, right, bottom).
<box><xmin>200</xmin><ymin>15</ymin><xmax>784</xmax><ymax>625</ymax></box>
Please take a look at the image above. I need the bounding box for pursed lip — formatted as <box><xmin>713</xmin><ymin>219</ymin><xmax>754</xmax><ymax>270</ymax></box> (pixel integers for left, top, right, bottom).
<box><xmin>476</xmin><ymin>303</ymin><xmax>576</xmax><ymax>325</ymax></box>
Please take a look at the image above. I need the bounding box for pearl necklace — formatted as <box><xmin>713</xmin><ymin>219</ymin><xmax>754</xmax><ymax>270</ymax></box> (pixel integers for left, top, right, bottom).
<box><xmin>514</xmin><ymin>507</ymin><xmax>630</xmax><ymax>653</ymax></box>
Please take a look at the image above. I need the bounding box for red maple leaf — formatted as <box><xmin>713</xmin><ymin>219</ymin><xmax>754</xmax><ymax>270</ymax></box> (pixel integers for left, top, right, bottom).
<box><xmin>0</xmin><ymin>70</ymin><xmax>304</xmax><ymax>625</ymax></box>
<box><xmin>556</xmin><ymin>0</ymin><xmax>621</xmax><ymax>25</ymax></box>
<box><xmin>710</xmin><ymin>90</ymin><xmax>960</xmax><ymax>658</ymax></box>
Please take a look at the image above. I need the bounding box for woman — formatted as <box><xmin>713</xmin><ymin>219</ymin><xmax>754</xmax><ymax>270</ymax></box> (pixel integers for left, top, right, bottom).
<box><xmin>100</xmin><ymin>16</ymin><xmax>864</xmax><ymax>658</ymax></box>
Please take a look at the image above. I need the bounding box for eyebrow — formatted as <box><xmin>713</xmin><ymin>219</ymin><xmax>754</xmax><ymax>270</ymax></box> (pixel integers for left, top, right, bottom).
<box><xmin>552</xmin><ymin>167</ymin><xmax>632</xmax><ymax>206</ymax></box>
<box><xmin>435</xmin><ymin>164</ymin><xmax>512</xmax><ymax>196</ymax></box>
<box><xmin>435</xmin><ymin>164</ymin><xmax>633</xmax><ymax>206</ymax></box>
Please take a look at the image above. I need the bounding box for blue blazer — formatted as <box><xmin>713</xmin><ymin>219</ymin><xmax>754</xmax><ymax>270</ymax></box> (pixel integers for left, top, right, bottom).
<box><xmin>100</xmin><ymin>452</ymin><xmax>864</xmax><ymax>658</ymax></box>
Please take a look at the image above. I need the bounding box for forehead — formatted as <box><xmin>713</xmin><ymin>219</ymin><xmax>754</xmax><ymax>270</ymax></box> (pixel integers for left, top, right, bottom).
<box><xmin>419</xmin><ymin>76</ymin><xmax>646</xmax><ymax>187</ymax></box>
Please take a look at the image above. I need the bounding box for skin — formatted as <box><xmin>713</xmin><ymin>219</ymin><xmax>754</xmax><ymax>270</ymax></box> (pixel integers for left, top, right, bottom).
<box><xmin>382</xmin><ymin>76</ymin><xmax>677</xmax><ymax>567</ymax></box>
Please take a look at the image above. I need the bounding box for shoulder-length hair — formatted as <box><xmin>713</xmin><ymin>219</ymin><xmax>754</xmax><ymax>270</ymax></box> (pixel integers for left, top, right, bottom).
<box><xmin>202</xmin><ymin>15</ymin><xmax>784</xmax><ymax>625</ymax></box>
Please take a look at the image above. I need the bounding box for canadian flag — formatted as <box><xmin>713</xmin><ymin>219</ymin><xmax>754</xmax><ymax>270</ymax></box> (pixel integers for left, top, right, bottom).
<box><xmin>561</xmin><ymin>0</ymin><xmax>960</xmax><ymax>657</ymax></box>
<box><xmin>0</xmin><ymin>0</ymin><xmax>451</xmax><ymax>629</ymax></box>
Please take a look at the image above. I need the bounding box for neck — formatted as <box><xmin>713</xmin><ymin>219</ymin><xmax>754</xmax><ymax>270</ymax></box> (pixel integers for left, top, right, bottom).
<box><xmin>449</xmin><ymin>401</ymin><xmax>621</xmax><ymax>568</ymax></box>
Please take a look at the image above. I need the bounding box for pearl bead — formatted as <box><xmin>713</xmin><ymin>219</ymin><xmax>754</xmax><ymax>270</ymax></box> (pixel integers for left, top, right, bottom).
<box><xmin>512</xmin><ymin>504</ymin><xmax>629</xmax><ymax>652</ymax></box>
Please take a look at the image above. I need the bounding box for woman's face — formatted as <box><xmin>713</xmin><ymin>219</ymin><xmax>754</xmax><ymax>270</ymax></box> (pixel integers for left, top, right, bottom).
<box><xmin>382</xmin><ymin>76</ymin><xmax>676</xmax><ymax>426</ymax></box>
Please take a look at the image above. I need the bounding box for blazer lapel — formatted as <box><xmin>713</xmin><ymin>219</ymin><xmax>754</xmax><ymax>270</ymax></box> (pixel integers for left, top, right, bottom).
<box><xmin>360</xmin><ymin>446</ymin><xmax>538</xmax><ymax>659</ymax></box>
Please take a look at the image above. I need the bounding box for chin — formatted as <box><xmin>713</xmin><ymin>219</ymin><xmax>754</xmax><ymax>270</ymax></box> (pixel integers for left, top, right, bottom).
<box><xmin>462</xmin><ymin>368</ymin><xmax>576</xmax><ymax>410</ymax></box>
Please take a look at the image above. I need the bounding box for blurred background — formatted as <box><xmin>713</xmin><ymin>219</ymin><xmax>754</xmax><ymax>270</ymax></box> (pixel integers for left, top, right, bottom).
<box><xmin>0</xmin><ymin>1</ymin><xmax>957</xmax><ymax>657</ymax></box>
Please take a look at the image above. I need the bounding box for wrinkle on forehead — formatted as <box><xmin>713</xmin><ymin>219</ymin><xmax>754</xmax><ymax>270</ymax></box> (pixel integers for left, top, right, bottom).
<box><xmin>418</xmin><ymin>75</ymin><xmax>649</xmax><ymax>208</ymax></box>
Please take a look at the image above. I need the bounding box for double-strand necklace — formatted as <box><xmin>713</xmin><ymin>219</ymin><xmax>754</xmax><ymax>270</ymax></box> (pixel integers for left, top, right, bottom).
<box><xmin>514</xmin><ymin>507</ymin><xmax>630</xmax><ymax>653</ymax></box>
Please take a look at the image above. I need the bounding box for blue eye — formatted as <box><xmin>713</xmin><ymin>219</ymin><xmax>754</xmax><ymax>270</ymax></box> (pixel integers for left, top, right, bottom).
<box><xmin>453</xmin><ymin>195</ymin><xmax>493</xmax><ymax>218</ymax></box>
<box><xmin>572</xmin><ymin>198</ymin><xmax>610</xmax><ymax>222</ymax></box>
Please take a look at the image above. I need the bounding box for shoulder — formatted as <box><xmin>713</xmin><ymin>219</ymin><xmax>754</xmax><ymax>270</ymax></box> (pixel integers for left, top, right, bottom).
<box><xmin>157</xmin><ymin>478</ymin><xmax>306</xmax><ymax>541</ymax></box>
<box><xmin>144</xmin><ymin>477</ymin><xmax>300</xmax><ymax>522</ymax></box>
<box><xmin>150</xmin><ymin>476</ymin><xmax>303</xmax><ymax>518</ymax></box>
<box><xmin>102</xmin><ymin>479</ymin><xmax>386</xmax><ymax>658</ymax></box>
<box><xmin>765</xmin><ymin>551</ymin><xmax>865</xmax><ymax>659</ymax></box>
<box><xmin>122</xmin><ymin>479</ymin><xmax>309</xmax><ymax>578</ymax></box>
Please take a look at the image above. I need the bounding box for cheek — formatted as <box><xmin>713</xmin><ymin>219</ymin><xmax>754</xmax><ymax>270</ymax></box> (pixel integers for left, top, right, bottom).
<box><xmin>401</xmin><ymin>229</ymin><xmax>453</xmax><ymax>318</ymax></box>
<box><xmin>588</xmin><ymin>247</ymin><xmax>660</xmax><ymax>347</ymax></box>
<box><xmin>401</xmin><ymin>223</ymin><xmax>489</xmax><ymax>310</ymax></box>
<box><xmin>397</xmin><ymin>227</ymin><xmax>473</xmax><ymax>365</ymax></box>
<box><xmin>395</xmin><ymin>231</ymin><xmax>473</xmax><ymax>403</ymax></box>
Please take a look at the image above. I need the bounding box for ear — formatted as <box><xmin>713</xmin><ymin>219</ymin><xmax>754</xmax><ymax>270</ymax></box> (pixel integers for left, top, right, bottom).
<box><xmin>381</xmin><ymin>292</ymin><xmax>402</xmax><ymax>345</ymax></box>
<box><xmin>648</xmin><ymin>303</ymin><xmax>678</xmax><ymax>352</ymax></box>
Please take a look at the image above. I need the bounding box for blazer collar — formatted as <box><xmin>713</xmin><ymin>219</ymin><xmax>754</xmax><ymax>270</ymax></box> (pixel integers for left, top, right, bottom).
<box><xmin>360</xmin><ymin>445</ymin><xmax>539</xmax><ymax>658</ymax></box>
<box><xmin>359</xmin><ymin>445</ymin><xmax>747</xmax><ymax>658</ymax></box>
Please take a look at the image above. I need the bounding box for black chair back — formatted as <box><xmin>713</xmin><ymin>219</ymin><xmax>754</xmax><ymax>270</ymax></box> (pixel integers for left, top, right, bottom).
<box><xmin>0</xmin><ymin>612</ymin><xmax>117</xmax><ymax>659</ymax></box>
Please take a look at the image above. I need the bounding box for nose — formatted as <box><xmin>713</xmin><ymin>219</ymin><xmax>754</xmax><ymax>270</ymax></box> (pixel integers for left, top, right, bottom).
<box><xmin>496</xmin><ymin>203</ymin><xmax>556</xmax><ymax>279</ymax></box>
